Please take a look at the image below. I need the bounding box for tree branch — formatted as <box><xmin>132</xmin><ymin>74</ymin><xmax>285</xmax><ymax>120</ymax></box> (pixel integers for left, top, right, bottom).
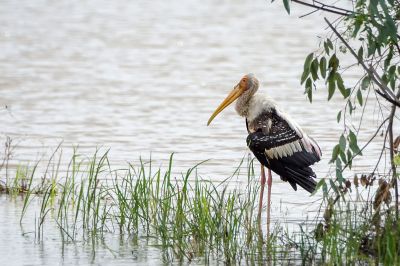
<box><xmin>292</xmin><ymin>0</ymin><xmax>354</xmax><ymax>17</ymax></box>
<box><xmin>376</xmin><ymin>90</ymin><xmax>400</xmax><ymax>108</ymax></box>
<box><xmin>324</xmin><ymin>18</ymin><xmax>400</xmax><ymax>108</ymax></box>
<box><xmin>388</xmin><ymin>88</ymin><xmax>400</xmax><ymax>219</ymax></box>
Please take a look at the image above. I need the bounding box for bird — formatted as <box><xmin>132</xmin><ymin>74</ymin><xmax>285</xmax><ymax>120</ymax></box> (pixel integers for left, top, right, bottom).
<box><xmin>207</xmin><ymin>73</ymin><xmax>321</xmax><ymax>235</ymax></box>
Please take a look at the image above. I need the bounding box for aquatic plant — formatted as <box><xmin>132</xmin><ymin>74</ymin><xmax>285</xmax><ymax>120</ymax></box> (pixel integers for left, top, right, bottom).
<box><xmin>6</xmin><ymin>147</ymin><xmax>398</xmax><ymax>264</ymax></box>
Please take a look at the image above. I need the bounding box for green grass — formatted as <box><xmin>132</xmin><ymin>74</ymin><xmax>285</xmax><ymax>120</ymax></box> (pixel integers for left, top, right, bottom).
<box><xmin>3</xmin><ymin>148</ymin><xmax>400</xmax><ymax>264</ymax></box>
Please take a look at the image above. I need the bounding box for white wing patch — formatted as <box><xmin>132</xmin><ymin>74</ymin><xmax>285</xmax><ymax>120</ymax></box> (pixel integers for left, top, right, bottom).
<box><xmin>265</xmin><ymin>140</ymin><xmax>303</xmax><ymax>159</ymax></box>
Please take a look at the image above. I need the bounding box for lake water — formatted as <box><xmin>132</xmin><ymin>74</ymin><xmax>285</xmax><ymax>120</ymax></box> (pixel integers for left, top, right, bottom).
<box><xmin>0</xmin><ymin>0</ymin><xmax>393</xmax><ymax>264</ymax></box>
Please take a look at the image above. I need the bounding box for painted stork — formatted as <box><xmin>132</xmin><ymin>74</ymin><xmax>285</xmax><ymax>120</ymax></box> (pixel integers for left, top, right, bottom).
<box><xmin>207</xmin><ymin>74</ymin><xmax>321</xmax><ymax>234</ymax></box>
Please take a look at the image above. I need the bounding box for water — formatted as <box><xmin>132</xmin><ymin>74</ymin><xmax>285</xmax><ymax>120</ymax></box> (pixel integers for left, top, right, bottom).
<box><xmin>0</xmin><ymin>0</ymin><xmax>393</xmax><ymax>264</ymax></box>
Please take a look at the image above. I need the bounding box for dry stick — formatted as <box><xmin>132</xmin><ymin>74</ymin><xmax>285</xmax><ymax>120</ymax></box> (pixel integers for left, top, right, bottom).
<box><xmin>369</xmin><ymin>66</ymin><xmax>396</xmax><ymax>99</ymax></box>
<box><xmin>313</xmin><ymin>0</ymin><xmax>355</xmax><ymax>14</ymax></box>
<box><xmin>388</xmin><ymin>89</ymin><xmax>400</xmax><ymax>219</ymax></box>
<box><xmin>324</xmin><ymin>18</ymin><xmax>400</xmax><ymax>108</ymax></box>
<box><xmin>376</xmin><ymin>90</ymin><xmax>400</xmax><ymax>108</ymax></box>
<box><xmin>299</xmin><ymin>8</ymin><xmax>320</xmax><ymax>19</ymax></box>
<box><xmin>291</xmin><ymin>0</ymin><xmax>353</xmax><ymax>16</ymax></box>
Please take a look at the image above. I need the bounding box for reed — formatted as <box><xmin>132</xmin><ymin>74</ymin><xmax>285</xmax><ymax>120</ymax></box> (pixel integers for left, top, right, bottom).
<box><xmin>8</xmin><ymin>149</ymin><xmax>400</xmax><ymax>264</ymax></box>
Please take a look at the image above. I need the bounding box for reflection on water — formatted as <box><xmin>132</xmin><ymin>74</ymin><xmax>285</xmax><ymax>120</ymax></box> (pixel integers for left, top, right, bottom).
<box><xmin>0</xmin><ymin>0</ymin><xmax>392</xmax><ymax>264</ymax></box>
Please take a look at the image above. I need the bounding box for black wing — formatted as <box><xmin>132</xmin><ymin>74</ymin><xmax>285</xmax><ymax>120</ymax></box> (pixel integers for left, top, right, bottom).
<box><xmin>246</xmin><ymin>109</ymin><xmax>321</xmax><ymax>193</ymax></box>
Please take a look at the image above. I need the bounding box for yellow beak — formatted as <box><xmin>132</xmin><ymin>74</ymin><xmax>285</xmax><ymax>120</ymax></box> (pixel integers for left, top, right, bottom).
<box><xmin>207</xmin><ymin>84</ymin><xmax>244</xmax><ymax>126</ymax></box>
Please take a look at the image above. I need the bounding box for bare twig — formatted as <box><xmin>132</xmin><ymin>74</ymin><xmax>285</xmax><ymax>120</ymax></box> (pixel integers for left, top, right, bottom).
<box><xmin>314</xmin><ymin>0</ymin><xmax>355</xmax><ymax>14</ymax></box>
<box><xmin>369</xmin><ymin>66</ymin><xmax>396</xmax><ymax>99</ymax></box>
<box><xmin>292</xmin><ymin>0</ymin><xmax>353</xmax><ymax>17</ymax></box>
<box><xmin>299</xmin><ymin>8</ymin><xmax>319</xmax><ymax>18</ymax></box>
<box><xmin>376</xmin><ymin>90</ymin><xmax>400</xmax><ymax>108</ymax></box>
<box><xmin>388</xmin><ymin>88</ymin><xmax>400</xmax><ymax>219</ymax></box>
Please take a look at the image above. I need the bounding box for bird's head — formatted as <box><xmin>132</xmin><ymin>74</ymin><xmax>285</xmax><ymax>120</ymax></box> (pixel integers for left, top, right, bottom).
<box><xmin>207</xmin><ymin>73</ymin><xmax>259</xmax><ymax>126</ymax></box>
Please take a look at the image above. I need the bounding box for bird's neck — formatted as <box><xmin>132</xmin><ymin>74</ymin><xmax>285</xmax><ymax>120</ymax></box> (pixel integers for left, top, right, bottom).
<box><xmin>235</xmin><ymin>90</ymin><xmax>253</xmax><ymax>117</ymax></box>
<box><xmin>236</xmin><ymin>93</ymin><xmax>277</xmax><ymax>121</ymax></box>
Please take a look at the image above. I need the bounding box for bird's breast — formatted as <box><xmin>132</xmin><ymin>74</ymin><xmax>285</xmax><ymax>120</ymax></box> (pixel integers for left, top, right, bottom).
<box><xmin>247</xmin><ymin>117</ymin><xmax>272</xmax><ymax>134</ymax></box>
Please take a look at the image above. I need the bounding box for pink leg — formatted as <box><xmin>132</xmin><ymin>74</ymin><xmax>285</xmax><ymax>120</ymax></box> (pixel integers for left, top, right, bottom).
<box><xmin>267</xmin><ymin>168</ymin><xmax>272</xmax><ymax>237</ymax></box>
<box><xmin>258</xmin><ymin>166</ymin><xmax>266</xmax><ymax>223</ymax></box>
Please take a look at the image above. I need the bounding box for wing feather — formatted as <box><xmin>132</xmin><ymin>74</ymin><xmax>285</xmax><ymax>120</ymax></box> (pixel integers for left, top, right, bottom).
<box><xmin>246</xmin><ymin>109</ymin><xmax>321</xmax><ymax>193</ymax></box>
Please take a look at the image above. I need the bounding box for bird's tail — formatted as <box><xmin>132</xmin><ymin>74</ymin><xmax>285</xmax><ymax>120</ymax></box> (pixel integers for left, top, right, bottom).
<box><xmin>283</xmin><ymin>165</ymin><xmax>317</xmax><ymax>193</ymax></box>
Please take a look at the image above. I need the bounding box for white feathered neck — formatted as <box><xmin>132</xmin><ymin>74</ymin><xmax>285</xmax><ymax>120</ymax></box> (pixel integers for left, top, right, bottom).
<box><xmin>235</xmin><ymin>92</ymin><xmax>278</xmax><ymax>122</ymax></box>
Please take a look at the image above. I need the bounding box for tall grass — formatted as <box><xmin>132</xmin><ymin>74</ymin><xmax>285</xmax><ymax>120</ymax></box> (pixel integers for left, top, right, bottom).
<box><xmin>6</xmin><ymin>148</ymin><xmax>400</xmax><ymax>264</ymax></box>
<box><xmin>15</xmin><ymin>150</ymin><xmax>272</xmax><ymax>263</ymax></box>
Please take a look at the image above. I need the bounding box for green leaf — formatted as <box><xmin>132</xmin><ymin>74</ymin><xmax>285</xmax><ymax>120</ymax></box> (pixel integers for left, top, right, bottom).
<box><xmin>328</xmin><ymin>78</ymin><xmax>336</xmax><ymax>100</ymax></box>
<box><xmin>339</xmin><ymin>134</ymin><xmax>346</xmax><ymax>151</ymax></box>
<box><xmin>324</xmin><ymin>41</ymin><xmax>330</xmax><ymax>55</ymax></box>
<box><xmin>335</xmin><ymin>73</ymin><xmax>346</xmax><ymax>99</ymax></box>
<box><xmin>336</xmin><ymin>159</ymin><xmax>345</xmax><ymax>183</ymax></box>
<box><xmin>335</xmin><ymin>72</ymin><xmax>343</xmax><ymax>83</ymax></box>
<box><xmin>339</xmin><ymin>150</ymin><xmax>347</xmax><ymax>164</ymax></box>
<box><xmin>356</xmin><ymin>89</ymin><xmax>363</xmax><ymax>106</ymax></box>
<box><xmin>390</xmin><ymin>76</ymin><xmax>396</xmax><ymax>90</ymax></box>
<box><xmin>330</xmin><ymin>179</ymin><xmax>339</xmax><ymax>195</ymax></box>
<box><xmin>336</xmin><ymin>168</ymin><xmax>345</xmax><ymax>184</ymax></box>
<box><xmin>387</xmin><ymin>0</ymin><xmax>394</xmax><ymax>5</ymax></box>
<box><xmin>385</xmin><ymin>12</ymin><xmax>397</xmax><ymax>40</ymax></box>
<box><xmin>337</xmin><ymin>79</ymin><xmax>347</xmax><ymax>98</ymax></box>
<box><xmin>301</xmin><ymin>68</ymin><xmax>310</xmax><ymax>85</ymax></box>
<box><xmin>327</xmin><ymin>38</ymin><xmax>334</xmax><ymax>50</ymax></box>
<box><xmin>312</xmin><ymin>179</ymin><xmax>326</xmax><ymax>196</ymax></box>
<box><xmin>344</xmin><ymin>88</ymin><xmax>351</xmax><ymax>98</ymax></box>
<box><xmin>388</xmin><ymin>65</ymin><xmax>396</xmax><ymax>90</ymax></box>
<box><xmin>357</xmin><ymin>46</ymin><xmax>364</xmax><ymax>62</ymax></box>
<box><xmin>330</xmin><ymin>144</ymin><xmax>341</xmax><ymax>163</ymax></box>
<box><xmin>361</xmin><ymin>76</ymin><xmax>371</xmax><ymax>90</ymax></box>
<box><xmin>349</xmin><ymin>130</ymin><xmax>362</xmax><ymax>155</ymax></box>
<box><xmin>394</xmin><ymin>154</ymin><xmax>400</xmax><ymax>166</ymax></box>
<box><xmin>319</xmin><ymin>57</ymin><xmax>327</xmax><ymax>79</ymax></box>
<box><xmin>348</xmin><ymin>101</ymin><xmax>353</xmax><ymax>115</ymax></box>
<box><xmin>384</xmin><ymin>47</ymin><xmax>393</xmax><ymax>70</ymax></box>
<box><xmin>301</xmin><ymin>53</ymin><xmax>314</xmax><ymax>85</ymax></box>
<box><xmin>369</xmin><ymin>0</ymin><xmax>379</xmax><ymax>16</ymax></box>
<box><xmin>283</xmin><ymin>0</ymin><xmax>290</xmax><ymax>14</ymax></box>
<box><xmin>382</xmin><ymin>74</ymin><xmax>389</xmax><ymax>85</ymax></box>
<box><xmin>347</xmin><ymin>149</ymin><xmax>353</xmax><ymax>169</ymax></box>
<box><xmin>367</xmin><ymin>34</ymin><xmax>376</xmax><ymax>56</ymax></box>
<box><xmin>328</xmin><ymin>54</ymin><xmax>339</xmax><ymax>72</ymax></box>
<box><xmin>322</xmin><ymin>182</ymin><xmax>328</xmax><ymax>196</ymax></box>
<box><xmin>311</xmin><ymin>58</ymin><xmax>319</xmax><ymax>80</ymax></box>
<box><xmin>388</xmin><ymin>65</ymin><xmax>396</xmax><ymax>80</ymax></box>
<box><xmin>353</xmin><ymin>17</ymin><xmax>363</xmax><ymax>37</ymax></box>
<box><xmin>303</xmin><ymin>53</ymin><xmax>314</xmax><ymax>70</ymax></box>
<box><xmin>305</xmin><ymin>78</ymin><xmax>313</xmax><ymax>102</ymax></box>
<box><xmin>337</xmin><ymin>110</ymin><xmax>342</xmax><ymax>123</ymax></box>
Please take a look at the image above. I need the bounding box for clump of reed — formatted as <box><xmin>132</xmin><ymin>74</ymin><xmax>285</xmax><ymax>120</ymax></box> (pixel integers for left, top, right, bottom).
<box><xmin>8</xmin><ymin>147</ymin><xmax>400</xmax><ymax>264</ymax></box>
<box><xmin>17</xmin><ymin>149</ymin><xmax>292</xmax><ymax>263</ymax></box>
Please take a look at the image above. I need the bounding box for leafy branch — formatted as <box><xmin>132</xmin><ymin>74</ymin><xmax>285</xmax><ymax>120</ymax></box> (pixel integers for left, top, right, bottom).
<box><xmin>277</xmin><ymin>0</ymin><xmax>400</xmax><ymax>218</ymax></box>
